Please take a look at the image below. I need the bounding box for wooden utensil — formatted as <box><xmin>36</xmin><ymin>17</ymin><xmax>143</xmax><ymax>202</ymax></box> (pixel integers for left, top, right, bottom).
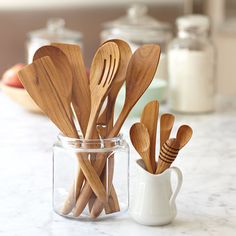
<box><xmin>98</xmin><ymin>39</ymin><xmax>132</xmax><ymax>130</ymax></box>
<box><xmin>91</xmin><ymin>39</ymin><xmax>132</xmax><ymax>217</ymax></box>
<box><xmin>51</xmin><ymin>43</ymin><xmax>91</xmax><ymax>136</ymax></box>
<box><xmin>160</xmin><ymin>113</ymin><xmax>175</xmax><ymax>149</ymax></box>
<box><xmin>33</xmin><ymin>46</ymin><xmax>87</xmax><ymax>214</ymax></box>
<box><xmin>156</xmin><ymin>125</ymin><xmax>193</xmax><ymax>174</ymax></box>
<box><xmin>85</xmin><ymin>41</ymin><xmax>120</xmax><ymax>139</ymax></box>
<box><xmin>33</xmin><ymin>44</ymin><xmax>90</xmax><ymax>136</ymax></box>
<box><xmin>130</xmin><ymin>123</ymin><xmax>153</xmax><ymax>173</ymax></box>
<box><xmin>18</xmin><ymin>56</ymin><xmax>108</xmax><ymax>204</ymax></box>
<box><xmin>176</xmin><ymin>125</ymin><xmax>193</xmax><ymax>149</ymax></box>
<box><xmin>155</xmin><ymin>138</ymin><xmax>180</xmax><ymax>174</ymax></box>
<box><xmin>73</xmin><ymin>44</ymin><xmax>161</xmax><ymax>217</ymax></box>
<box><xmin>62</xmin><ymin>41</ymin><xmax>120</xmax><ymax>215</ymax></box>
<box><xmin>141</xmin><ymin>100</ymin><xmax>159</xmax><ymax>172</ymax></box>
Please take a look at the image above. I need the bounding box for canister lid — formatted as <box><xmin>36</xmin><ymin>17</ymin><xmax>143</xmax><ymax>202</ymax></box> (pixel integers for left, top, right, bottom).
<box><xmin>27</xmin><ymin>18</ymin><xmax>82</xmax><ymax>42</ymax></box>
<box><xmin>176</xmin><ymin>14</ymin><xmax>210</xmax><ymax>31</ymax></box>
<box><xmin>104</xmin><ymin>4</ymin><xmax>171</xmax><ymax>32</ymax></box>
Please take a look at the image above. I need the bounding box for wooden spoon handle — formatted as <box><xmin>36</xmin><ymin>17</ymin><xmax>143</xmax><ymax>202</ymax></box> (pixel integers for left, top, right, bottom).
<box><xmin>73</xmin><ymin>151</ymin><xmax>109</xmax><ymax>216</ymax></box>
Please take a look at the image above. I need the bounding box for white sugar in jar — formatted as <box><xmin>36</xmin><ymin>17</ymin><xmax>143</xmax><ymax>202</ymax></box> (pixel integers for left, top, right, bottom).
<box><xmin>167</xmin><ymin>15</ymin><xmax>215</xmax><ymax>113</ymax></box>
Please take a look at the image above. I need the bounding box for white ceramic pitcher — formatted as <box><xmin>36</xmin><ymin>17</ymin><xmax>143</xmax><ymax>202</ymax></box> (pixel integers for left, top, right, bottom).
<box><xmin>130</xmin><ymin>159</ymin><xmax>183</xmax><ymax>226</ymax></box>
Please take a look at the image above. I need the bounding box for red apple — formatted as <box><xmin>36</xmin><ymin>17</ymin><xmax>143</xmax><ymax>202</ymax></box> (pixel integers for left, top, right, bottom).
<box><xmin>1</xmin><ymin>64</ymin><xmax>25</xmax><ymax>88</ymax></box>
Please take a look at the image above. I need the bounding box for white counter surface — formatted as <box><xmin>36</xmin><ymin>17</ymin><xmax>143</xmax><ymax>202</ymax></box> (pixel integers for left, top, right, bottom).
<box><xmin>0</xmin><ymin>93</ymin><xmax>236</xmax><ymax>236</ymax></box>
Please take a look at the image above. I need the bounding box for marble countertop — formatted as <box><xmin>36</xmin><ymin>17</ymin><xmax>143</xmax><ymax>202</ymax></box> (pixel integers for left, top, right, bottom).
<box><xmin>0</xmin><ymin>93</ymin><xmax>236</xmax><ymax>236</ymax></box>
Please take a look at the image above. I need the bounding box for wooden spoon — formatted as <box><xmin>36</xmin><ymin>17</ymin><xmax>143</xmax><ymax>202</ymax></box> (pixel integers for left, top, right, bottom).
<box><xmin>85</xmin><ymin>41</ymin><xmax>120</xmax><ymax>139</ymax></box>
<box><xmin>98</xmin><ymin>39</ymin><xmax>132</xmax><ymax>130</ymax></box>
<box><xmin>141</xmin><ymin>100</ymin><xmax>159</xmax><ymax>172</ymax></box>
<box><xmin>73</xmin><ymin>44</ymin><xmax>161</xmax><ymax>217</ymax></box>
<box><xmin>160</xmin><ymin>113</ymin><xmax>175</xmax><ymax>149</ymax></box>
<box><xmin>51</xmin><ymin>43</ymin><xmax>90</xmax><ymax>136</ymax></box>
<box><xmin>109</xmin><ymin>44</ymin><xmax>161</xmax><ymax>138</ymax></box>
<box><xmin>176</xmin><ymin>125</ymin><xmax>193</xmax><ymax>149</ymax></box>
<box><xmin>130</xmin><ymin>123</ymin><xmax>153</xmax><ymax>173</ymax></box>
<box><xmin>156</xmin><ymin>138</ymin><xmax>180</xmax><ymax>174</ymax></box>
<box><xmin>91</xmin><ymin>39</ymin><xmax>132</xmax><ymax>217</ymax></box>
<box><xmin>18</xmin><ymin>57</ymin><xmax>108</xmax><ymax>204</ymax></box>
<box><xmin>156</xmin><ymin>125</ymin><xmax>193</xmax><ymax>174</ymax></box>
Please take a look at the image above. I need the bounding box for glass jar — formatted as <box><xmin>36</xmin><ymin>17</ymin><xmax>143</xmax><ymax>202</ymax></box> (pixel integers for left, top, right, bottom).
<box><xmin>101</xmin><ymin>4</ymin><xmax>172</xmax><ymax>82</ymax></box>
<box><xmin>101</xmin><ymin>4</ymin><xmax>172</xmax><ymax>113</ymax></box>
<box><xmin>53</xmin><ymin>133</ymin><xmax>129</xmax><ymax>220</ymax></box>
<box><xmin>26</xmin><ymin>18</ymin><xmax>83</xmax><ymax>63</ymax></box>
<box><xmin>167</xmin><ymin>15</ymin><xmax>215</xmax><ymax>113</ymax></box>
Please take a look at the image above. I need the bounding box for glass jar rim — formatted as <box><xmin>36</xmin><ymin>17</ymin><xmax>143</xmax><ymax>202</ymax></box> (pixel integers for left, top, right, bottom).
<box><xmin>56</xmin><ymin>133</ymin><xmax>125</xmax><ymax>151</ymax></box>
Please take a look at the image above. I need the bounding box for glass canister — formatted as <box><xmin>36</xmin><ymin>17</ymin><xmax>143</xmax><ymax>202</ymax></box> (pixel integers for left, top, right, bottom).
<box><xmin>26</xmin><ymin>18</ymin><xmax>83</xmax><ymax>63</ymax></box>
<box><xmin>101</xmin><ymin>4</ymin><xmax>172</xmax><ymax>82</ymax></box>
<box><xmin>53</xmin><ymin>133</ymin><xmax>129</xmax><ymax>220</ymax></box>
<box><xmin>167</xmin><ymin>15</ymin><xmax>215</xmax><ymax>113</ymax></box>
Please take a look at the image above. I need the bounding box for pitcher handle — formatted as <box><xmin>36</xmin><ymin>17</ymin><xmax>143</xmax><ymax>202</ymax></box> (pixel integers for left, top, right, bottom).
<box><xmin>169</xmin><ymin>167</ymin><xmax>183</xmax><ymax>208</ymax></box>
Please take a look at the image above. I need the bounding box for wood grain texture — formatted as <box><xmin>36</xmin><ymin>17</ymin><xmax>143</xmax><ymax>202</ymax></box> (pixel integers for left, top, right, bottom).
<box><xmin>18</xmin><ymin>57</ymin><xmax>108</xmax><ymax>207</ymax></box>
<box><xmin>73</xmin><ymin>44</ymin><xmax>161</xmax><ymax>217</ymax></box>
<box><xmin>91</xmin><ymin>39</ymin><xmax>132</xmax><ymax>218</ymax></box>
<box><xmin>130</xmin><ymin>122</ymin><xmax>153</xmax><ymax>173</ymax></box>
<box><xmin>176</xmin><ymin>125</ymin><xmax>193</xmax><ymax>149</ymax></box>
<box><xmin>52</xmin><ymin>43</ymin><xmax>91</xmax><ymax>136</ymax></box>
<box><xmin>140</xmin><ymin>100</ymin><xmax>159</xmax><ymax>172</ymax></box>
<box><xmin>160</xmin><ymin>113</ymin><xmax>175</xmax><ymax>150</ymax></box>
<box><xmin>156</xmin><ymin>138</ymin><xmax>180</xmax><ymax>174</ymax></box>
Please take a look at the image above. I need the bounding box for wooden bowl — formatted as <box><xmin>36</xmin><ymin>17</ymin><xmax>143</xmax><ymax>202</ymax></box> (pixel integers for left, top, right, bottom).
<box><xmin>0</xmin><ymin>83</ymin><xmax>42</xmax><ymax>114</ymax></box>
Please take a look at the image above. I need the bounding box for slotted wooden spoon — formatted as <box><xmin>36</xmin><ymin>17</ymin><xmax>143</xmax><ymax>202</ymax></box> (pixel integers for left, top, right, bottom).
<box><xmin>91</xmin><ymin>39</ymin><xmax>132</xmax><ymax>217</ymax></box>
<box><xmin>73</xmin><ymin>44</ymin><xmax>161</xmax><ymax>217</ymax></box>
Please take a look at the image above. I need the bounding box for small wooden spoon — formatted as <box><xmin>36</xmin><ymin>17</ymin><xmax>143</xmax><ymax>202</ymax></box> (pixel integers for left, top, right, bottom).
<box><xmin>160</xmin><ymin>113</ymin><xmax>175</xmax><ymax>149</ymax></box>
<box><xmin>18</xmin><ymin>57</ymin><xmax>108</xmax><ymax>205</ymax></box>
<box><xmin>176</xmin><ymin>125</ymin><xmax>193</xmax><ymax>149</ymax></box>
<box><xmin>130</xmin><ymin>123</ymin><xmax>153</xmax><ymax>173</ymax></box>
<box><xmin>73</xmin><ymin>44</ymin><xmax>161</xmax><ymax>217</ymax></box>
<box><xmin>141</xmin><ymin>100</ymin><xmax>159</xmax><ymax>172</ymax></box>
<box><xmin>52</xmin><ymin>43</ymin><xmax>91</xmax><ymax>136</ymax></box>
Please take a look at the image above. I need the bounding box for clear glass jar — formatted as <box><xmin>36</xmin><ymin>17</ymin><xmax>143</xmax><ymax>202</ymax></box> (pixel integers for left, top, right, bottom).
<box><xmin>101</xmin><ymin>4</ymin><xmax>172</xmax><ymax>82</ymax></box>
<box><xmin>101</xmin><ymin>4</ymin><xmax>171</xmax><ymax>111</ymax></box>
<box><xmin>167</xmin><ymin>15</ymin><xmax>215</xmax><ymax>113</ymax></box>
<box><xmin>53</xmin><ymin>133</ymin><xmax>129</xmax><ymax>220</ymax></box>
<box><xmin>26</xmin><ymin>18</ymin><xmax>83</xmax><ymax>63</ymax></box>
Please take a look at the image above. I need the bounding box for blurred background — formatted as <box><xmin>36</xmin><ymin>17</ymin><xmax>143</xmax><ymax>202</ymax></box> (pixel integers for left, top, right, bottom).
<box><xmin>0</xmin><ymin>0</ymin><xmax>235</xmax><ymax>110</ymax></box>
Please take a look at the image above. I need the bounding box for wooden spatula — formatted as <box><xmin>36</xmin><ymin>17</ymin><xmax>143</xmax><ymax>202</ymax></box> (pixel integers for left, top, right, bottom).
<box><xmin>18</xmin><ymin>57</ymin><xmax>108</xmax><ymax>204</ymax></box>
<box><xmin>141</xmin><ymin>100</ymin><xmax>159</xmax><ymax>172</ymax></box>
<box><xmin>52</xmin><ymin>43</ymin><xmax>91</xmax><ymax>136</ymax></box>
<box><xmin>73</xmin><ymin>44</ymin><xmax>161</xmax><ymax>217</ymax></box>
<box><xmin>33</xmin><ymin>44</ymin><xmax>90</xmax><ymax>136</ymax></box>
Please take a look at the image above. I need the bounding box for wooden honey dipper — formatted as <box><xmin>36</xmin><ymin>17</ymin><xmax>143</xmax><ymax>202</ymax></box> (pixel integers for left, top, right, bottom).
<box><xmin>155</xmin><ymin>138</ymin><xmax>180</xmax><ymax>174</ymax></box>
<box><xmin>155</xmin><ymin>125</ymin><xmax>193</xmax><ymax>174</ymax></box>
